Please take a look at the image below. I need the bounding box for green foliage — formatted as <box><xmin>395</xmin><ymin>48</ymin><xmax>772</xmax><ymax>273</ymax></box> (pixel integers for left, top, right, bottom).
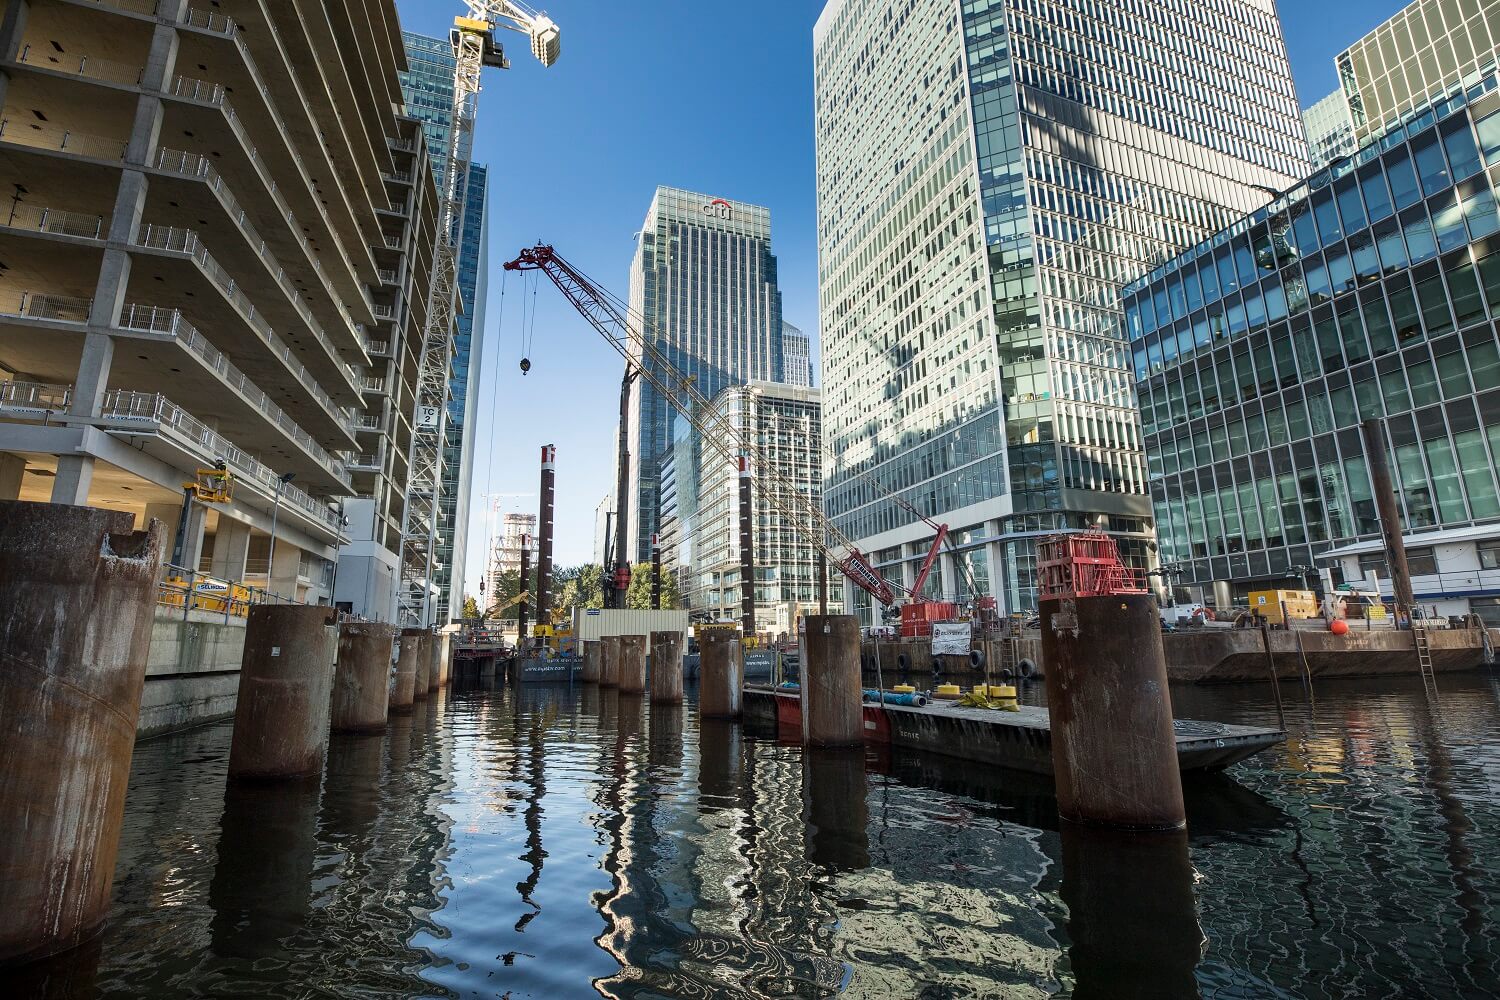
<box><xmin>461</xmin><ymin>594</ymin><xmax>480</xmax><ymax>620</ymax></box>
<box><xmin>485</xmin><ymin>569</ymin><xmax>524</xmax><ymax>620</ymax></box>
<box><xmin>625</xmin><ymin>561</ymin><xmax>681</xmax><ymax>610</ymax></box>
<box><xmin>554</xmin><ymin>563</ymin><xmax>604</xmax><ymax>615</ymax></box>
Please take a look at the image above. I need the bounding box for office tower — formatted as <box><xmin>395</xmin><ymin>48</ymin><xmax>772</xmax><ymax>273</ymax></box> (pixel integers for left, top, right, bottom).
<box><xmin>625</xmin><ymin>186</ymin><xmax>785</xmax><ymax>563</ymax></box>
<box><xmin>687</xmin><ymin>382</ymin><xmax>838</xmax><ymax>630</ymax></box>
<box><xmin>813</xmin><ymin>0</ymin><xmax>1310</xmax><ymax>619</ymax></box>
<box><xmin>782</xmin><ymin>321</ymin><xmax>814</xmax><ymax>388</ymax></box>
<box><xmin>1127</xmin><ymin>72</ymin><xmax>1500</xmax><ymax>618</ymax></box>
<box><xmin>1305</xmin><ymin>90</ymin><xmax>1360</xmax><ymax>169</ymax></box>
<box><xmin>0</xmin><ymin>0</ymin><xmax>435</xmax><ymax>622</ymax></box>
<box><xmin>399</xmin><ymin>32</ymin><xmax>490</xmax><ymax>623</ymax></box>
<box><xmin>1339</xmin><ymin>0</ymin><xmax>1500</xmax><ymax>141</ymax></box>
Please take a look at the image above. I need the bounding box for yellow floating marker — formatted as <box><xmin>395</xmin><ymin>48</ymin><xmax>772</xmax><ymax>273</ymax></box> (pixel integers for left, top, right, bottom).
<box><xmin>934</xmin><ymin>683</ymin><xmax>962</xmax><ymax>700</ymax></box>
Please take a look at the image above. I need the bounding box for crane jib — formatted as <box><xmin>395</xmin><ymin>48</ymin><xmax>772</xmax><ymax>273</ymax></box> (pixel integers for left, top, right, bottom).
<box><xmin>842</xmin><ymin>550</ymin><xmax>895</xmax><ymax>606</ymax></box>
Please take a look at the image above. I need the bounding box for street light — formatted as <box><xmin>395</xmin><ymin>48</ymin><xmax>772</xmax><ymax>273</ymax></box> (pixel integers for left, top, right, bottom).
<box><xmin>327</xmin><ymin>499</ymin><xmax>350</xmax><ymax>610</ymax></box>
<box><xmin>266</xmin><ymin>471</ymin><xmax>295</xmax><ymax>601</ymax></box>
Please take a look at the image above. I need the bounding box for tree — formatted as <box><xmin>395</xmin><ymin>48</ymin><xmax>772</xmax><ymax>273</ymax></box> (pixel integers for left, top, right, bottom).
<box><xmin>554</xmin><ymin>563</ymin><xmax>604</xmax><ymax>616</ymax></box>
<box><xmin>485</xmin><ymin>569</ymin><xmax>524</xmax><ymax>621</ymax></box>
<box><xmin>461</xmin><ymin>594</ymin><xmax>480</xmax><ymax>620</ymax></box>
<box><xmin>625</xmin><ymin>560</ymin><xmax>681</xmax><ymax>610</ymax></box>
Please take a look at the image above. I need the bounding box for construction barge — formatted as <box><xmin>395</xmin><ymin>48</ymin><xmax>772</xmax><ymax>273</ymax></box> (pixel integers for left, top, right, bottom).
<box><xmin>742</xmin><ymin>685</ymin><xmax>1283</xmax><ymax>776</ymax></box>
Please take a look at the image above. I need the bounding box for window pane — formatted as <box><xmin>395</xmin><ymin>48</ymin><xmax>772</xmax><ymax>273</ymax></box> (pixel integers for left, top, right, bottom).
<box><xmin>1338</xmin><ymin>302</ymin><xmax>1369</xmax><ymax>362</ymax></box>
<box><xmin>1375</xmin><ymin>220</ymin><xmax>1409</xmax><ymax>273</ymax></box>
<box><xmin>1415</xmin><ymin>274</ymin><xmax>1454</xmax><ymax>336</ymax></box>
<box><xmin>1362</xmin><ymin>296</ymin><xmax>1398</xmax><ymax>356</ymax></box>
<box><xmin>1461</xmin><ymin>183</ymin><xmax>1500</xmax><ymax>238</ymax></box>
<box><xmin>1385</xmin><ymin>150</ymin><xmax>1422</xmax><ymax>209</ymax></box>
<box><xmin>1430</xmin><ymin>188</ymin><xmax>1470</xmax><ymax>251</ymax></box>
<box><xmin>1381</xmin><ymin>369</ymin><xmax>1412</xmax><ymax>413</ymax></box>
<box><xmin>1445</xmin><ymin>259</ymin><xmax>1487</xmax><ymax>327</ymax></box>
<box><xmin>1408</xmin><ymin>358</ymin><xmax>1440</xmax><ymax>407</ymax></box>
<box><xmin>1423</xmin><ymin>436</ymin><xmax>1466</xmax><ymax>522</ymax></box>
<box><xmin>1456</xmin><ymin>429</ymin><xmax>1500</xmax><ymax>517</ymax></box>
<box><xmin>1441</xmin><ymin>119</ymin><xmax>1483</xmax><ymax>180</ymax></box>
<box><xmin>1389</xmin><ymin>282</ymin><xmax>1423</xmax><ymax>342</ymax></box>
<box><xmin>1476</xmin><ymin>109</ymin><xmax>1500</xmax><ymax>165</ymax></box>
<box><xmin>1335</xmin><ymin>176</ymin><xmax>1367</xmax><ymax>231</ymax></box>
<box><xmin>1411</xmin><ymin>132</ymin><xmax>1451</xmax><ymax>195</ymax></box>
<box><xmin>1401</xmin><ymin>210</ymin><xmax>1437</xmax><ymax>264</ymax></box>
<box><xmin>1435</xmin><ymin>349</ymin><xmax>1471</xmax><ymax>398</ymax></box>
<box><xmin>1359</xmin><ymin>162</ymin><xmax>1395</xmax><ymax>221</ymax></box>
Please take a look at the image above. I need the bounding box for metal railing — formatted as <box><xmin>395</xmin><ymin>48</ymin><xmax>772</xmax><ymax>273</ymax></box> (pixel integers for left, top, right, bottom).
<box><xmin>117</xmin><ymin>304</ymin><xmax>352</xmax><ymax>480</ymax></box>
<box><xmin>377</xmin><ymin>268</ymin><xmax>398</xmax><ymax>284</ymax></box>
<box><xmin>79</xmin><ymin>0</ymin><xmax>161</xmax><ymax>15</ymax></box>
<box><xmin>156</xmin><ymin>563</ymin><xmax>299</xmax><ymax>623</ymax></box>
<box><xmin>365</xmin><ymin>339</ymin><xmax>390</xmax><ymax>356</ymax></box>
<box><xmin>384</xmin><ymin>171</ymin><xmax>412</xmax><ymax>183</ymax></box>
<box><xmin>17</xmin><ymin>44</ymin><xmax>143</xmax><ymax>86</ymax></box>
<box><xmin>0</xmin><ymin>291</ymin><xmax>94</xmax><ymax>322</ymax></box>
<box><xmin>0</xmin><ymin>118</ymin><xmax>126</xmax><ymax>160</ymax></box>
<box><xmin>0</xmin><ymin>204</ymin><xmax>107</xmax><ymax>239</ymax></box>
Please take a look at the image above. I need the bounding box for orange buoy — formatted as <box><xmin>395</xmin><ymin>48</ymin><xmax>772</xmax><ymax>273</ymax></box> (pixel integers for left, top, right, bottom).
<box><xmin>1329</xmin><ymin>619</ymin><xmax>1350</xmax><ymax>635</ymax></box>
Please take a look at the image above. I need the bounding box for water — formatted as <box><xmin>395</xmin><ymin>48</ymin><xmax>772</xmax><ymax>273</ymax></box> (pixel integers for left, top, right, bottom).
<box><xmin>8</xmin><ymin>674</ymin><xmax>1500</xmax><ymax>999</ymax></box>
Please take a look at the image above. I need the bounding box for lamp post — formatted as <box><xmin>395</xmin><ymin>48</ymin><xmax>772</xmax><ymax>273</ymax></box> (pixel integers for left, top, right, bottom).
<box><xmin>326</xmin><ymin>499</ymin><xmax>349</xmax><ymax>611</ymax></box>
<box><xmin>265</xmin><ymin>471</ymin><xmax>295</xmax><ymax>601</ymax></box>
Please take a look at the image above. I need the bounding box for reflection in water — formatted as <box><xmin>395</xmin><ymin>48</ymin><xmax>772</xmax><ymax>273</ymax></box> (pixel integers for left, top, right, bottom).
<box><xmin>1059</xmin><ymin>827</ymin><xmax>1203</xmax><ymax>999</ymax></box>
<box><xmin>6</xmin><ymin>675</ymin><xmax>1497</xmax><ymax>998</ymax></box>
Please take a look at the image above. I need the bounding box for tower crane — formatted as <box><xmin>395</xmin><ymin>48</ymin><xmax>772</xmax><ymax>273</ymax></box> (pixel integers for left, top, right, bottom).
<box><xmin>398</xmin><ymin>3</ymin><xmax>560</xmax><ymax>627</ymax></box>
<box><xmin>502</xmin><ymin>244</ymin><xmax>900</xmax><ymax>609</ymax></box>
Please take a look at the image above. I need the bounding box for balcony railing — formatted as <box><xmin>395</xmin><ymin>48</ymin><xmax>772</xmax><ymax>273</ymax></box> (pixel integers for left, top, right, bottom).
<box><xmin>361</xmin><ymin>375</ymin><xmax>388</xmax><ymax>393</ymax></box>
<box><xmin>0</xmin><ymin>204</ymin><xmax>108</xmax><ymax>239</ymax></box>
<box><xmin>372</xmin><ymin>303</ymin><xmax>395</xmax><ymax>320</ymax></box>
<box><xmin>0</xmin><ymin>291</ymin><xmax>94</xmax><ymax>323</ymax></box>
<box><xmin>132</xmin><ymin>224</ymin><xmax>359</xmax><ymax>401</ymax></box>
<box><xmin>355</xmin><ymin>414</ymin><xmax>382</xmax><ymax>430</ymax></box>
<box><xmin>0</xmin><ymin>119</ymin><xmax>126</xmax><ymax>160</ymax></box>
<box><xmin>117</xmin><ymin>303</ymin><xmax>352</xmax><ymax>482</ymax></box>
<box><xmin>77</xmin><ymin>0</ymin><xmax>161</xmax><ymax>15</ymax></box>
<box><xmin>365</xmin><ymin>339</ymin><xmax>390</xmax><ymax>355</ymax></box>
<box><xmin>382</xmin><ymin>235</ymin><xmax>402</xmax><ymax>250</ymax></box>
<box><xmin>348</xmin><ymin>453</ymin><xmax>382</xmax><ymax>470</ymax></box>
<box><xmin>378</xmin><ymin>268</ymin><xmax>398</xmax><ymax>285</ymax></box>
<box><xmin>384</xmin><ymin>171</ymin><xmax>412</xmax><ymax>183</ymax></box>
<box><xmin>0</xmin><ymin>379</ymin><xmax>345</xmax><ymax>532</ymax></box>
<box><xmin>17</xmin><ymin>44</ymin><xmax>144</xmax><ymax>86</ymax></box>
<box><xmin>388</xmin><ymin>137</ymin><xmax>415</xmax><ymax>152</ymax></box>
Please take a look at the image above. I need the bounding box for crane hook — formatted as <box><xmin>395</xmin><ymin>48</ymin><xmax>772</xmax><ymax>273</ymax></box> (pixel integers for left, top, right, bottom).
<box><xmin>519</xmin><ymin>357</ymin><xmax>531</xmax><ymax>374</ymax></box>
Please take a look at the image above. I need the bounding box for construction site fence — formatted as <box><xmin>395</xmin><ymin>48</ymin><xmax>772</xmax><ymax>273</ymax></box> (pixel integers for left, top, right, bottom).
<box><xmin>155</xmin><ymin>563</ymin><xmax>302</xmax><ymax>624</ymax></box>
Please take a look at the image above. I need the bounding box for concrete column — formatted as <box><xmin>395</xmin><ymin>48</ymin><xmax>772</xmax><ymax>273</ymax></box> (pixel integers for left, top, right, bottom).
<box><xmin>618</xmin><ymin>634</ymin><xmax>647</xmax><ymax>695</ymax></box>
<box><xmin>0</xmin><ymin>502</ymin><xmax>164</xmax><ymax>965</ymax></box>
<box><xmin>580</xmin><ymin>639</ymin><xmax>601</xmax><ymax>683</ymax></box>
<box><xmin>267</xmin><ymin>536</ymin><xmax>302</xmax><ymax>601</ymax></box>
<box><xmin>228</xmin><ymin>605</ymin><xmax>338</xmax><ymax>780</ymax></box>
<box><xmin>801</xmin><ymin>615</ymin><xmax>863</xmax><ymax>748</ymax></box>
<box><xmin>436</xmin><ymin>633</ymin><xmax>451</xmax><ymax>686</ymax></box>
<box><xmin>210</xmin><ymin>518</ymin><xmax>252</xmax><ymax>580</ymax></box>
<box><xmin>1040</xmin><ymin>593</ymin><xmax>1185</xmax><ymax>830</ymax></box>
<box><xmin>649</xmin><ymin>630</ymin><xmax>683</xmax><ymax>704</ymax></box>
<box><xmin>331</xmin><ymin>622</ymin><xmax>396</xmax><ymax>733</ymax></box>
<box><xmin>425</xmin><ymin>629</ymin><xmax>441</xmax><ymax>693</ymax></box>
<box><xmin>0</xmin><ymin>0</ymin><xmax>28</xmax><ymax>62</ymax></box>
<box><xmin>599</xmin><ymin>635</ymin><xmax>621</xmax><ymax>688</ymax></box>
<box><xmin>143</xmin><ymin>496</ymin><xmax>205</xmax><ymax>570</ymax></box>
<box><xmin>139</xmin><ymin>22</ymin><xmax>181</xmax><ymax>95</ymax></box>
<box><xmin>0</xmin><ymin>452</ymin><xmax>24</xmax><ymax>500</ymax></box>
<box><xmin>391</xmin><ymin>628</ymin><xmax>423</xmax><ymax>713</ymax></box>
<box><xmin>412</xmin><ymin>630</ymin><xmax>431</xmax><ymax>700</ymax></box>
<box><xmin>698</xmin><ymin>629</ymin><xmax>742</xmax><ymax>719</ymax></box>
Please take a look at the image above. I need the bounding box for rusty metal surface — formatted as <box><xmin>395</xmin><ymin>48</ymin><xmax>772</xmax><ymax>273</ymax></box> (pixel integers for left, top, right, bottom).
<box><xmin>698</xmin><ymin>630</ymin><xmax>742</xmax><ymax>719</ymax></box>
<box><xmin>390</xmin><ymin>629</ymin><xmax>424</xmax><ymax>713</ymax></box>
<box><xmin>331</xmin><ymin>623</ymin><xmax>397</xmax><ymax>733</ymax></box>
<box><xmin>0</xmin><ymin>501</ymin><xmax>164</xmax><ymax>965</ymax></box>
<box><xmin>228</xmin><ymin>605</ymin><xmax>337</xmax><ymax>781</ymax></box>
<box><xmin>580</xmin><ymin>640</ymin><xmax>601</xmax><ymax>684</ymax></box>
<box><xmin>801</xmin><ymin>615</ymin><xmax>863</xmax><ymax>748</ymax></box>
<box><xmin>1041</xmin><ymin>593</ymin><xmax>1186</xmax><ymax>830</ymax></box>
<box><xmin>649</xmin><ymin>630</ymin><xmax>683</xmax><ymax>704</ymax></box>
<box><xmin>425</xmin><ymin>629</ymin><xmax>441</xmax><ymax>693</ymax></box>
<box><xmin>412</xmin><ymin>631</ymin><xmax>431</xmax><ymax>700</ymax></box>
<box><xmin>618</xmin><ymin>634</ymin><xmax>647</xmax><ymax>695</ymax></box>
<box><xmin>599</xmin><ymin>635</ymin><xmax>621</xmax><ymax>688</ymax></box>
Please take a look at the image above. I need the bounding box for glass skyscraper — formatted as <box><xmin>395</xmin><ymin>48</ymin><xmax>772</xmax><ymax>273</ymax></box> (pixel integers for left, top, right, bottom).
<box><xmin>1127</xmin><ymin>68</ymin><xmax>1500</xmax><ymax>610</ymax></box>
<box><xmin>813</xmin><ymin>0</ymin><xmax>1309</xmax><ymax>619</ymax></box>
<box><xmin>400</xmin><ymin>32</ymin><xmax>489</xmax><ymax>621</ymax></box>
<box><xmin>626</xmin><ymin>186</ymin><xmax>786</xmax><ymax>563</ymax></box>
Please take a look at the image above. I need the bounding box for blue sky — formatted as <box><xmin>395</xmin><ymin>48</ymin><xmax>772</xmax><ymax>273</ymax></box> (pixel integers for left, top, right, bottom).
<box><xmin>389</xmin><ymin>0</ymin><xmax>1410</xmax><ymax>597</ymax></box>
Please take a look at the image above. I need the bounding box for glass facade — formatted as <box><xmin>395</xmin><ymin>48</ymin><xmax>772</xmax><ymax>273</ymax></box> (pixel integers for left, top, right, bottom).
<box><xmin>1305</xmin><ymin>90</ymin><xmax>1360</xmax><ymax>170</ymax></box>
<box><xmin>1126</xmin><ymin>72</ymin><xmax>1500</xmax><ymax>601</ymax></box>
<box><xmin>626</xmin><ymin>187</ymin><xmax>786</xmax><ymax>563</ymax></box>
<box><xmin>781</xmin><ymin>321</ymin><xmax>814</xmax><ymax>388</ymax></box>
<box><xmin>1339</xmin><ymin>0</ymin><xmax>1500</xmax><ymax>142</ymax></box>
<box><xmin>401</xmin><ymin>32</ymin><xmax>489</xmax><ymax>620</ymax></box>
<box><xmin>814</xmin><ymin>0</ymin><xmax>1308</xmax><ymax>616</ymax></box>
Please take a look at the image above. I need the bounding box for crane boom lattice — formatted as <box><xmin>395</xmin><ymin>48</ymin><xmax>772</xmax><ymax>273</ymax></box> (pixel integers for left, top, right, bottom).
<box><xmin>398</xmin><ymin>3</ymin><xmax>559</xmax><ymax>627</ymax></box>
<box><xmin>503</xmin><ymin>243</ymin><xmax>897</xmax><ymax>606</ymax></box>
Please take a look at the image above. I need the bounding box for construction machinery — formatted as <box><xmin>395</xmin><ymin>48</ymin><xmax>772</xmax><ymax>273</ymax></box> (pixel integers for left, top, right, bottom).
<box><xmin>503</xmin><ymin>244</ymin><xmax>900</xmax><ymax>609</ymax></box>
<box><xmin>397</xmin><ymin>3</ymin><xmax>560</xmax><ymax>627</ymax></box>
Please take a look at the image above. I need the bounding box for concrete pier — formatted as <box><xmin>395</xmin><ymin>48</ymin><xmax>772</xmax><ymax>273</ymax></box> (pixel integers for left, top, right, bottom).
<box><xmin>331</xmin><ymin>622</ymin><xmax>397</xmax><ymax>734</ymax></box>
<box><xmin>228</xmin><ymin>605</ymin><xmax>338</xmax><ymax>781</ymax></box>
<box><xmin>600</xmin><ymin>635</ymin><xmax>622</xmax><ymax>688</ymax></box>
<box><xmin>412</xmin><ymin>631</ymin><xmax>432</xmax><ymax>701</ymax></box>
<box><xmin>0</xmin><ymin>502</ymin><xmax>164</xmax><ymax>965</ymax></box>
<box><xmin>801</xmin><ymin>615</ymin><xmax>862</xmax><ymax>748</ymax></box>
<box><xmin>1040</xmin><ymin>593</ymin><xmax>1186</xmax><ymax>829</ymax></box>
<box><xmin>650</xmin><ymin>630</ymin><xmax>684</xmax><ymax>704</ymax></box>
<box><xmin>426</xmin><ymin>630</ymin><xmax>441</xmax><ymax>693</ymax></box>
<box><xmin>699</xmin><ymin>629</ymin><xmax>742</xmax><ymax>719</ymax></box>
<box><xmin>391</xmin><ymin>628</ymin><xmax>424</xmax><ymax>714</ymax></box>
<box><xmin>580</xmin><ymin>640</ymin><xmax>601</xmax><ymax>683</ymax></box>
<box><xmin>619</xmin><ymin>634</ymin><xmax>647</xmax><ymax>695</ymax></box>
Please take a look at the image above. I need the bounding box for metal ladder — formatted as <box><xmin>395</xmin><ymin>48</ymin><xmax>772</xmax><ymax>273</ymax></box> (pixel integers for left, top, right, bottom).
<box><xmin>1412</xmin><ymin>621</ymin><xmax>1438</xmax><ymax>698</ymax></box>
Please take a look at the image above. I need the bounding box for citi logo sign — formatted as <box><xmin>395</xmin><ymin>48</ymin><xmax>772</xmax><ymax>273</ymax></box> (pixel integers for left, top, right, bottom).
<box><xmin>702</xmin><ymin>198</ymin><xmax>733</xmax><ymax>221</ymax></box>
